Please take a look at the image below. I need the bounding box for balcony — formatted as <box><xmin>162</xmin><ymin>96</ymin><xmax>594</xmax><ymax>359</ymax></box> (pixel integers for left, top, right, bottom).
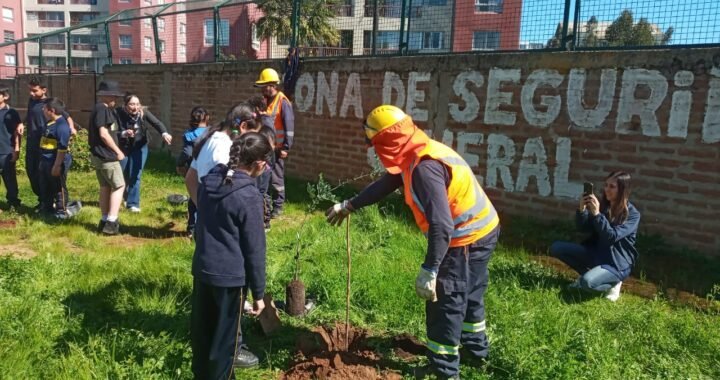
<box><xmin>70</xmin><ymin>0</ymin><xmax>98</xmax><ymax>4</ymax></box>
<box><xmin>40</xmin><ymin>42</ymin><xmax>66</xmax><ymax>50</ymax></box>
<box><xmin>72</xmin><ymin>43</ymin><xmax>98</xmax><ymax>51</ymax></box>
<box><xmin>297</xmin><ymin>46</ymin><xmax>351</xmax><ymax>57</ymax></box>
<box><xmin>332</xmin><ymin>5</ymin><xmax>353</xmax><ymax>17</ymax></box>
<box><xmin>37</xmin><ymin>0</ymin><xmax>65</xmax><ymax>4</ymax></box>
<box><xmin>38</xmin><ymin>20</ymin><xmax>65</xmax><ymax>27</ymax></box>
<box><xmin>362</xmin><ymin>47</ymin><xmax>398</xmax><ymax>55</ymax></box>
<box><xmin>363</xmin><ymin>5</ymin><xmax>421</xmax><ymax>18</ymax></box>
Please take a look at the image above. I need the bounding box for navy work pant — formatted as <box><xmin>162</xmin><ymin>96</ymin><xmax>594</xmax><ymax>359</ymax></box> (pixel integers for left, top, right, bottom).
<box><xmin>191</xmin><ymin>279</ymin><xmax>243</xmax><ymax>380</ymax></box>
<box><xmin>426</xmin><ymin>227</ymin><xmax>499</xmax><ymax>378</ymax></box>
<box><xmin>25</xmin><ymin>145</ymin><xmax>41</xmax><ymax>203</ymax></box>
<box><xmin>270</xmin><ymin>155</ymin><xmax>285</xmax><ymax>213</ymax></box>
<box><xmin>0</xmin><ymin>154</ymin><xmax>19</xmax><ymax>204</ymax></box>
<box><xmin>38</xmin><ymin>155</ymin><xmax>71</xmax><ymax>215</ymax></box>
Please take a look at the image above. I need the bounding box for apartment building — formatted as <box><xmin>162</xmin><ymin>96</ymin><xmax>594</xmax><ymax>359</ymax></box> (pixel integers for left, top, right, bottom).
<box><xmin>0</xmin><ymin>0</ymin><xmax>24</xmax><ymax>78</ymax></box>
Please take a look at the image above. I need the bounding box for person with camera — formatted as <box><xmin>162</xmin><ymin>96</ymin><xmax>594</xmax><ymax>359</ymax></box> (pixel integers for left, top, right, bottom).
<box><xmin>116</xmin><ymin>94</ymin><xmax>172</xmax><ymax>213</ymax></box>
<box><xmin>550</xmin><ymin>171</ymin><xmax>641</xmax><ymax>302</ymax></box>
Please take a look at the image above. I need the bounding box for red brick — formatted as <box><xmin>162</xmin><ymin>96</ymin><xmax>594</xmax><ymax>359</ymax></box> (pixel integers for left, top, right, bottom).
<box><xmin>639</xmin><ymin>146</ymin><xmax>675</xmax><ymax>155</ymax></box>
<box><xmin>656</xmin><ymin>183</ymin><xmax>689</xmax><ymax>193</ymax></box>
<box><xmin>582</xmin><ymin>151</ymin><xmax>613</xmax><ymax>160</ymax></box>
<box><xmin>678</xmin><ymin>172</ymin><xmax>718</xmax><ymax>183</ymax></box>
<box><xmin>678</xmin><ymin>147</ymin><xmax>715</xmax><ymax>159</ymax></box>
<box><xmin>692</xmin><ymin>161</ymin><xmax>720</xmax><ymax>173</ymax></box>
<box><xmin>617</xmin><ymin>155</ymin><xmax>649</xmax><ymax>164</ymax></box>
<box><xmin>639</xmin><ymin>169</ymin><xmax>674</xmax><ymax>179</ymax></box>
<box><xmin>654</xmin><ymin>158</ymin><xmax>684</xmax><ymax>168</ymax></box>
<box><xmin>603</xmin><ymin>142</ymin><xmax>638</xmax><ymax>153</ymax></box>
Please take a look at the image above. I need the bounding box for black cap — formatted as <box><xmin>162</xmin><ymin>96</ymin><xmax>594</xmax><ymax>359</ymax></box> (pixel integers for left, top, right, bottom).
<box><xmin>96</xmin><ymin>80</ymin><xmax>124</xmax><ymax>96</ymax></box>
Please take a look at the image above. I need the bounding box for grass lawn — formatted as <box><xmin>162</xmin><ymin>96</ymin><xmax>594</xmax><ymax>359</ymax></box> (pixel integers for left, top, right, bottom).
<box><xmin>0</xmin><ymin>152</ymin><xmax>718</xmax><ymax>379</ymax></box>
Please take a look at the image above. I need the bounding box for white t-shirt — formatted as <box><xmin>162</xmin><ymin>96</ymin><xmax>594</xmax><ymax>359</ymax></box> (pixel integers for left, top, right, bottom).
<box><xmin>190</xmin><ymin>131</ymin><xmax>232</xmax><ymax>183</ymax></box>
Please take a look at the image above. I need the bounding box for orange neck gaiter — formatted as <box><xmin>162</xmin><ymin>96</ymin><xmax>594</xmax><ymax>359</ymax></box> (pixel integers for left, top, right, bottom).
<box><xmin>371</xmin><ymin>116</ymin><xmax>430</xmax><ymax>174</ymax></box>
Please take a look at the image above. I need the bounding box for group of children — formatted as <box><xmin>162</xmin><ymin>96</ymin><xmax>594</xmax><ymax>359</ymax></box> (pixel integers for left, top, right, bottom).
<box><xmin>176</xmin><ymin>97</ymin><xmax>277</xmax><ymax>237</ymax></box>
<box><xmin>0</xmin><ymin>78</ymin><xmax>79</xmax><ymax>219</ymax></box>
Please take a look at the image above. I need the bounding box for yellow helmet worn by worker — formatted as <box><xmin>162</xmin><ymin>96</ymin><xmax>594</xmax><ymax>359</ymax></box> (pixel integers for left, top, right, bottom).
<box><xmin>364</xmin><ymin>105</ymin><xmax>409</xmax><ymax>141</ymax></box>
<box><xmin>255</xmin><ymin>68</ymin><xmax>281</xmax><ymax>86</ymax></box>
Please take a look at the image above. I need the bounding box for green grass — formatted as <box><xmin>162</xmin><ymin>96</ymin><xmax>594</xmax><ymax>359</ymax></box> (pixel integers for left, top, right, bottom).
<box><xmin>0</xmin><ymin>153</ymin><xmax>719</xmax><ymax>379</ymax></box>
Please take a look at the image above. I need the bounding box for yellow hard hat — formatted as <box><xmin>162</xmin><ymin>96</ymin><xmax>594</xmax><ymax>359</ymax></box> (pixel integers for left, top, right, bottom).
<box><xmin>255</xmin><ymin>68</ymin><xmax>280</xmax><ymax>86</ymax></box>
<box><xmin>363</xmin><ymin>105</ymin><xmax>408</xmax><ymax>140</ymax></box>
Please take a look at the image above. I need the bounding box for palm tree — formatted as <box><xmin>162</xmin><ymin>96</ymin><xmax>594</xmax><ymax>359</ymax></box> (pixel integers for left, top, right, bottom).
<box><xmin>256</xmin><ymin>0</ymin><xmax>340</xmax><ymax>47</ymax></box>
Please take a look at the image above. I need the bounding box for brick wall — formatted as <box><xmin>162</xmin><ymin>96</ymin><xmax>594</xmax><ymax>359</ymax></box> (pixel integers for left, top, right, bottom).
<box><xmin>103</xmin><ymin>48</ymin><xmax>720</xmax><ymax>254</ymax></box>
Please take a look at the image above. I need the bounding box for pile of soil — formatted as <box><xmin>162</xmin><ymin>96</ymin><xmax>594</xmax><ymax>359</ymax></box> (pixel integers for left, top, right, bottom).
<box><xmin>282</xmin><ymin>323</ymin><xmax>403</xmax><ymax>380</ymax></box>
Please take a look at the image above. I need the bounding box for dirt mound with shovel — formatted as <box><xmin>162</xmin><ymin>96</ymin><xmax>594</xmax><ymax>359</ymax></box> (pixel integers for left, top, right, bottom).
<box><xmin>281</xmin><ymin>323</ymin><xmax>403</xmax><ymax>380</ymax></box>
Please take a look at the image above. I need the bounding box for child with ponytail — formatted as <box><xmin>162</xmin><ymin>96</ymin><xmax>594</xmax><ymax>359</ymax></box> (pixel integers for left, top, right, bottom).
<box><xmin>190</xmin><ymin>132</ymin><xmax>272</xmax><ymax>378</ymax></box>
<box><xmin>177</xmin><ymin>106</ymin><xmax>210</xmax><ymax>237</ymax></box>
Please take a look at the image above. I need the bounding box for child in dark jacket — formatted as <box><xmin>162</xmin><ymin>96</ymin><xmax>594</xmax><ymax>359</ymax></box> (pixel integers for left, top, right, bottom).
<box><xmin>258</xmin><ymin>126</ymin><xmax>276</xmax><ymax>231</ymax></box>
<box><xmin>191</xmin><ymin>132</ymin><xmax>272</xmax><ymax>379</ymax></box>
<box><xmin>177</xmin><ymin>106</ymin><xmax>210</xmax><ymax>238</ymax></box>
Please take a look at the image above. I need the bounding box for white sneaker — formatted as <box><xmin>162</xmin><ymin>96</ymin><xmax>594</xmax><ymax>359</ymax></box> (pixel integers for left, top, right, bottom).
<box><xmin>128</xmin><ymin>206</ymin><xmax>141</xmax><ymax>213</ymax></box>
<box><xmin>605</xmin><ymin>281</ymin><xmax>622</xmax><ymax>302</ymax></box>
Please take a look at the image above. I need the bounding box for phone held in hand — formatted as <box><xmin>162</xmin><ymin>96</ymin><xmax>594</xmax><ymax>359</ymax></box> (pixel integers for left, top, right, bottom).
<box><xmin>583</xmin><ymin>182</ymin><xmax>594</xmax><ymax>196</ymax></box>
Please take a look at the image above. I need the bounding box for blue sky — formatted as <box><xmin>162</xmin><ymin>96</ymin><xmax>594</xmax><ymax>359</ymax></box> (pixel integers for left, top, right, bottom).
<box><xmin>519</xmin><ymin>0</ymin><xmax>720</xmax><ymax>45</ymax></box>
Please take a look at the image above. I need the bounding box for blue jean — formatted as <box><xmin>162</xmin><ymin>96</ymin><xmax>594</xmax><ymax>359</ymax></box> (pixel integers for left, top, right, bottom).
<box><xmin>550</xmin><ymin>241</ymin><xmax>621</xmax><ymax>292</ymax></box>
<box><xmin>120</xmin><ymin>144</ymin><xmax>148</xmax><ymax>208</ymax></box>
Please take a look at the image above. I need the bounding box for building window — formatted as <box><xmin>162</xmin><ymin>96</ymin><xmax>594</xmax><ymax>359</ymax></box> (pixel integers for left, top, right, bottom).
<box><xmin>3</xmin><ymin>30</ymin><xmax>14</xmax><ymax>42</ymax></box>
<box><xmin>426</xmin><ymin>0</ymin><xmax>446</xmax><ymax>5</ymax></box>
<box><xmin>144</xmin><ymin>37</ymin><xmax>152</xmax><ymax>51</ymax></box>
<box><xmin>119</xmin><ymin>19</ymin><xmax>132</xmax><ymax>26</ymax></box>
<box><xmin>475</xmin><ymin>0</ymin><xmax>503</xmax><ymax>13</ymax></box>
<box><xmin>38</xmin><ymin>0</ymin><xmax>66</xmax><ymax>4</ymax></box>
<box><xmin>179</xmin><ymin>22</ymin><xmax>186</xmax><ymax>34</ymax></box>
<box><xmin>205</xmin><ymin>19</ymin><xmax>231</xmax><ymax>46</ymax></box>
<box><xmin>2</xmin><ymin>7</ymin><xmax>13</xmax><ymax>22</ymax></box>
<box><xmin>204</xmin><ymin>19</ymin><xmax>230</xmax><ymax>46</ymax></box>
<box><xmin>119</xmin><ymin>58</ymin><xmax>132</xmax><ymax>64</ymax></box>
<box><xmin>70</xmin><ymin>12</ymin><xmax>99</xmax><ymax>26</ymax></box>
<box><xmin>32</xmin><ymin>11</ymin><xmax>65</xmax><ymax>27</ymax></box>
<box><xmin>408</xmin><ymin>32</ymin><xmax>443</xmax><ymax>50</ymax></box>
<box><xmin>143</xmin><ymin>17</ymin><xmax>152</xmax><ymax>28</ymax></box>
<box><xmin>70</xmin><ymin>0</ymin><xmax>98</xmax><ymax>4</ymax></box>
<box><xmin>5</xmin><ymin>54</ymin><xmax>16</xmax><ymax>66</ymax></box>
<box><xmin>144</xmin><ymin>0</ymin><xmax>152</xmax><ymax>5</ymax></box>
<box><xmin>159</xmin><ymin>40</ymin><xmax>165</xmax><ymax>53</ymax></box>
<box><xmin>119</xmin><ymin>34</ymin><xmax>132</xmax><ymax>49</ymax></box>
<box><xmin>180</xmin><ymin>44</ymin><xmax>186</xmax><ymax>56</ymax></box>
<box><xmin>472</xmin><ymin>31</ymin><xmax>500</xmax><ymax>50</ymax></box>
<box><xmin>157</xmin><ymin>18</ymin><xmax>165</xmax><ymax>32</ymax></box>
<box><xmin>251</xmin><ymin>23</ymin><xmax>260</xmax><ymax>49</ymax></box>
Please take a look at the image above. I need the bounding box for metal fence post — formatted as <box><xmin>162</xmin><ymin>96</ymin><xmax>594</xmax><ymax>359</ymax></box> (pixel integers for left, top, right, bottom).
<box><xmin>152</xmin><ymin>16</ymin><xmax>162</xmax><ymax>64</ymax></box>
<box><xmin>571</xmin><ymin>0</ymin><xmax>581</xmax><ymax>50</ymax></box>
<box><xmin>14</xmin><ymin>43</ymin><xmax>19</xmax><ymax>77</ymax></box>
<box><xmin>38</xmin><ymin>37</ymin><xmax>43</xmax><ymax>74</ymax></box>
<box><xmin>290</xmin><ymin>0</ymin><xmax>300</xmax><ymax>48</ymax></box>
<box><xmin>213</xmin><ymin>8</ymin><xmax>220</xmax><ymax>61</ymax></box>
<box><xmin>66</xmin><ymin>31</ymin><xmax>72</xmax><ymax>74</ymax></box>
<box><xmin>399</xmin><ymin>0</ymin><xmax>407</xmax><ymax>55</ymax></box>
<box><xmin>560</xmin><ymin>0</ymin><xmax>571</xmax><ymax>50</ymax></box>
<box><xmin>371</xmin><ymin>0</ymin><xmax>378</xmax><ymax>55</ymax></box>
<box><xmin>105</xmin><ymin>22</ymin><xmax>113</xmax><ymax>66</ymax></box>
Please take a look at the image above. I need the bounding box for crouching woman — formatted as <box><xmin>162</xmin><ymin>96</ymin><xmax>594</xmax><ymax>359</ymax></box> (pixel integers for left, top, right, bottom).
<box><xmin>190</xmin><ymin>132</ymin><xmax>272</xmax><ymax>379</ymax></box>
<box><xmin>551</xmin><ymin>171</ymin><xmax>640</xmax><ymax>302</ymax></box>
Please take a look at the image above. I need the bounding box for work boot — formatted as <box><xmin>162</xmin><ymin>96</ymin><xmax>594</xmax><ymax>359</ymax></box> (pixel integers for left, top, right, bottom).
<box><xmin>102</xmin><ymin>220</ymin><xmax>120</xmax><ymax>235</ymax></box>
<box><xmin>605</xmin><ymin>281</ymin><xmax>622</xmax><ymax>302</ymax></box>
<box><xmin>98</xmin><ymin>219</ymin><xmax>107</xmax><ymax>231</ymax></box>
<box><xmin>270</xmin><ymin>208</ymin><xmax>282</xmax><ymax>219</ymax></box>
<box><xmin>233</xmin><ymin>348</ymin><xmax>259</xmax><ymax>368</ymax></box>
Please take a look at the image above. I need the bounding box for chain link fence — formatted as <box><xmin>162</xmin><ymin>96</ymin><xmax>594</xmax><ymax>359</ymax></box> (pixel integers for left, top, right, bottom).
<box><xmin>0</xmin><ymin>0</ymin><xmax>717</xmax><ymax>77</ymax></box>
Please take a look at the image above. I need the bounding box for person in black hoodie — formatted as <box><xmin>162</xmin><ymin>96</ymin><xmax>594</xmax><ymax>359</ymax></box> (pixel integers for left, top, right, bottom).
<box><xmin>191</xmin><ymin>132</ymin><xmax>272</xmax><ymax>379</ymax></box>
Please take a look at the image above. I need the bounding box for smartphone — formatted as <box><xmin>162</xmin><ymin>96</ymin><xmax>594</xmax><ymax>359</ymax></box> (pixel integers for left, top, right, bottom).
<box><xmin>583</xmin><ymin>182</ymin><xmax>594</xmax><ymax>196</ymax></box>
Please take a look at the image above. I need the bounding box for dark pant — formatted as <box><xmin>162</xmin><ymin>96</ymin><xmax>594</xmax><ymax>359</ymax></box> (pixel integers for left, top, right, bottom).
<box><xmin>187</xmin><ymin>198</ymin><xmax>197</xmax><ymax>232</ymax></box>
<box><xmin>191</xmin><ymin>279</ymin><xmax>243</xmax><ymax>380</ymax></box>
<box><xmin>0</xmin><ymin>154</ymin><xmax>19</xmax><ymax>204</ymax></box>
<box><xmin>256</xmin><ymin>169</ymin><xmax>272</xmax><ymax>226</ymax></box>
<box><xmin>25</xmin><ymin>145</ymin><xmax>41</xmax><ymax>203</ymax></box>
<box><xmin>120</xmin><ymin>144</ymin><xmax>148</xmax><ymax>208</ymax></box>
<box><xmin>270</xmin><ymin>155</ymin><xmax>285</xmax><ymax>213</ymax></box>
<box><xmin>38</xmin><ymin>155</ymin><xmax>72</xmax><ymax>214</ymax></box>
<box><xmin>550</xmin><ymin>241</ymin><xmax>622</xmax><ymax>292</ymax></box>
<box><xmin>427</xmin><ymin>228</ymin><xmax>499</xmax><ymax>378</ymax></box>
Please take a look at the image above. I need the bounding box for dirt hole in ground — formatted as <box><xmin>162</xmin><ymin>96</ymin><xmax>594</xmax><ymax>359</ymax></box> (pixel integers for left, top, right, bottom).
<box><xmin>282</xmin><ymin>323</ymin><xmax>406</xmax><ymax>380</ymax></box>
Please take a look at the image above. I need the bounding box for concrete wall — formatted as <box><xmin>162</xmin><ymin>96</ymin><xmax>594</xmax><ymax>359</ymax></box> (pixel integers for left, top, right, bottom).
<box><xmin>103</xmin><ymin>48</ymin><xmax>720</xmax><ymax>254</ymax></box>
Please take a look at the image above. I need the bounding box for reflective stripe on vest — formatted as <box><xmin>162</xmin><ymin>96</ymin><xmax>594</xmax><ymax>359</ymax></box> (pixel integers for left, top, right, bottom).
<box><xmin>402</xmin><ymin>140</ymin><xmax>499</xmax><ymax>247</ymax></box>
<box><xmin>462</xmin><ymin>320</ymin><xmax>486</xmax><ymax>333</ymax></box>
<box><xmin>266</xmin><ymin>92</ymin><xmax>291</xmax><ymax>144</ymax></box>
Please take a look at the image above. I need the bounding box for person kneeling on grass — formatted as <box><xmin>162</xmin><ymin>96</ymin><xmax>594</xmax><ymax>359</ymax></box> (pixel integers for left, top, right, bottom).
<box><xmin>190</xmin><ymin>132</ymin><xmax>271</xmax><ymax>379</ymax></box>
<box><xmin>551</xmin><ymin>171</ymin><xmax>641</xmax><ymax>302</ymax></box>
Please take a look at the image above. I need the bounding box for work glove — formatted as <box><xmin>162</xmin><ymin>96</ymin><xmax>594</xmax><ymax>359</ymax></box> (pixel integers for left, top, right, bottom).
<box><xmin>325</xmin><ymin>200</ymin><xmax>353</xmax><ymax>226</ymax></box>
<box><xmin>415</xmin><ymin>266</ymin><xmax>438</xmax><ymax>302</ymax></box>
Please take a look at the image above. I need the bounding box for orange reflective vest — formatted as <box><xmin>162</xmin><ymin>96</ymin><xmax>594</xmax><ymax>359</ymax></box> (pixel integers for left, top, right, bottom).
<box><xmin>402</xmin><ymin>140</ymin><xmax>499</xmax><ymax>247</ymax></box>
<box><xmin>266</xmin><ymin>91</ymin><xmax>291</xmax><ymax>144</ymax></box>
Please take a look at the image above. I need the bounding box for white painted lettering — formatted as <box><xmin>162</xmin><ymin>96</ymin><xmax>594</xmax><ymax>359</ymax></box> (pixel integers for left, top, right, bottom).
<box><xmin>294</xmin><ymin>72</ymin><xmax>315</xmax><ymax>112</ymax></box>
<box><xmin>486</xmin><ymin>133</ymin><xmax>515</xmax><ymax>191</ymax></box>
<box><xmin>382</xmin><ymin>72</ymin><xmax>405</xmax><ymax>109</ymax></box>
<box><xmin>315</xmin><ymin>71</ymin><xmax>339</xmax><ymax>117</ymax></box>
<box><xmin>516</xmin><ymin>137</ymin><xmax>551</xmax><ymax>196</ymax></box>
<box><xmin>616</xmin><ymin>69</ymin><xmax>668</xmax><ymax>136</ymax></box>
<box><xmin>668</xmin><ymin>71</ymin><xmax>694</xmax><ymax>138</ymax></box>
<box><xmin>485</xmin><ymin>68</ymin><xmax>521</xmax><ymax>126</ymax></box>
<box><xmin>553</xmin><ymin>137</ymin><xmax>582</xmax><ymax>198</ymax></box>
<box><xmin>521</xmin><ymin>69</ymin><xmax>564</xmax><ymax>127</ymax></box>
<box><xmin>406</xmin><ymin>72</ymin><xmax>431</xmax><ymax>122</ymax></box>
<box><xmin>339</xmin><ymin>73</ymin><xmax>364</xmax><ymax>119</ymax></box>
<box><xmin>567</xmin><ymin>68</ymin><xmax>617</xmax><ymax>129</ymax></box>
<box><xmin>449</xmin><ymin>71</ymin><xmax>483</xmax><ymax>124</ymax></box>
